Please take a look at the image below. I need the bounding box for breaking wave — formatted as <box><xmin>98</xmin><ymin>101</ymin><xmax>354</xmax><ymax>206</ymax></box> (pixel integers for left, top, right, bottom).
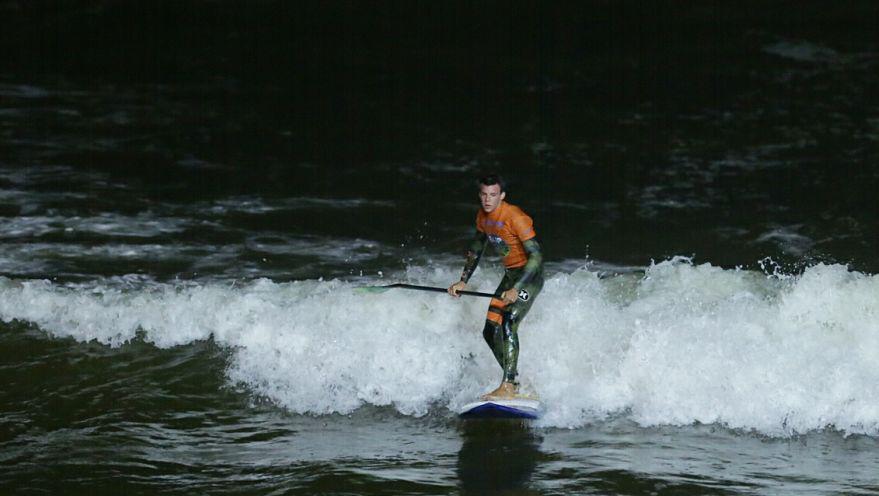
<box><xmin>2</xmin><ymin>259</ymin><xmax>878</xmax><ymax>435</ymax></box>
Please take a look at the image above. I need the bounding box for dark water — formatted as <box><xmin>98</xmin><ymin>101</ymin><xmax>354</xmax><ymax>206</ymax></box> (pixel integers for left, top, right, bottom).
<box><xmin>2</xmin><ymin>1</ymin><xmax>879</xmax><ymax>494</ymax></box>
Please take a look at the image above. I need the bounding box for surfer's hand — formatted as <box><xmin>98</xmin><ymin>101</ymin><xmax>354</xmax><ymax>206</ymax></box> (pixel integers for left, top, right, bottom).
<box><xmin>448</xmin><ymin>281</ymin><xmax>466</xmax><ymax>297</ymax></box>
<box><xmin>501</xmin><ymin>288</ymin><xmax>518</xmax><ymax>304</ymax></box>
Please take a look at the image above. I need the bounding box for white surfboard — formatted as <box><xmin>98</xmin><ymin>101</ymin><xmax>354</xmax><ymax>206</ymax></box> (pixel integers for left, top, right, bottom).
<box><xmin>459</xmin><ymin>398</ymin><xmax>543</xmax><ymax>419</ymax></box>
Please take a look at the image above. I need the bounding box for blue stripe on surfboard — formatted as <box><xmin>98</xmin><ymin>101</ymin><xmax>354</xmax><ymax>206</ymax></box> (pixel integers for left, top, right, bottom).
<box><xmin>459</xmin><ymin>401</ymin><xmax>541</xmax><ymax>419</ymax></box>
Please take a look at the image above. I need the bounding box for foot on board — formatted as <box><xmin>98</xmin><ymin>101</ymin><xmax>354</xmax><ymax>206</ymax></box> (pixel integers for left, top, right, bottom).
<box><xmin>480</xmin><ymin>381</ymin><xmax>520</xmax><ymax>400</ymax></box>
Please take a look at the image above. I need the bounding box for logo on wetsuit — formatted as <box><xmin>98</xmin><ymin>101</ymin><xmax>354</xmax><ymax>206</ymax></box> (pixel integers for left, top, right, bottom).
<box><xmin>517</xmin><ymin>289</ymin><xmax>530</xmax><ymax>301</ymax></box>
<box><xmin>488</xmin><ymin>234</ymin><xmax>510</xmax><ymax>257</ymax></box>
<box><xmin>487</xmin><ymin>234</ymin><xmax>510</xmax><ymax>257</ymax></box>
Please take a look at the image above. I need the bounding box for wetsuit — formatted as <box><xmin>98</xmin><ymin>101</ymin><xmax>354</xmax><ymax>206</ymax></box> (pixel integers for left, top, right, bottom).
<box><xmin>459</xmin><ymin>200</ymin><xmax>544</xmax><ymax>384</ymax></box>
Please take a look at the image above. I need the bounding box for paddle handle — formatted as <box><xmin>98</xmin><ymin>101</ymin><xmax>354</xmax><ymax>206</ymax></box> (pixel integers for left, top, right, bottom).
<box><xmin>383</xmin><ymin>283</ymin><xmax>494</xmax><ymax>298</ymax></box>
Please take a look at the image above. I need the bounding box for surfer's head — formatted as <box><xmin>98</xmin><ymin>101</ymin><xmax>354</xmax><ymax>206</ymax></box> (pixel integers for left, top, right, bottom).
<box><xmin>477</xmin><ymin>174</ymin><xmax>505</xmax><ymax>214</ymax></box>
<box><xmin>477</xmin><ymin>174</ymin><xmax>506</xmax><ymax>193</ymax></box>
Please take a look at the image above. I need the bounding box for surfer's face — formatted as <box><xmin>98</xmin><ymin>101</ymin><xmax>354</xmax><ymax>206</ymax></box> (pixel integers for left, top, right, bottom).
<box><xmin>478</xmin><ymin>184</ymin><xmax>505</xmax><ymax>213</ymax></box>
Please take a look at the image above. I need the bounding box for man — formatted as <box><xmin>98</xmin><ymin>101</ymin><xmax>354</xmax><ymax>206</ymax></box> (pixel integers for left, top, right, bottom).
<box><xmin>448</xmin><ymin>174</ymin><xmax>544</xmax><ymax>400</ymax></box>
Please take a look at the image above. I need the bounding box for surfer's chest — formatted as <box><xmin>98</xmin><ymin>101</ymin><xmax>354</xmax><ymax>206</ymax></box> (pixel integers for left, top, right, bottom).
<box><xmin>480</xmin><ymin>219</ymin><xmax>516</xmax><ymax>251</ymax></box>
<box><xmin>480</xmin><ymin>218</ymin><xmax>514</xmax><ymax>239</ymax></box>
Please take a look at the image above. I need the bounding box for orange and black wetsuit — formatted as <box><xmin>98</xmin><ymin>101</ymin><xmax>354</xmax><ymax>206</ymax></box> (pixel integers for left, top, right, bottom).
<box><xmin>458</xmin><ymin>200</ymin><xmax>544</xmax><ymax>384</ymax></box>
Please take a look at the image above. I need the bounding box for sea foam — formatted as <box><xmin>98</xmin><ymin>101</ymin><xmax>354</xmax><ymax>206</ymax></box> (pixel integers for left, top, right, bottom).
<box><xmin>2</xmin><ymin>259</ymin><xmax>879</xmax><ymax>435</ymax></box>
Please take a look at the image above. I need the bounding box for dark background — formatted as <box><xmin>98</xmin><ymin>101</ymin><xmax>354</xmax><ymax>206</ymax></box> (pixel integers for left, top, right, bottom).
<box><xmin>1</xmin><ymin>0</ymin><xmax>877</xmax><ymax>273</ymax></box>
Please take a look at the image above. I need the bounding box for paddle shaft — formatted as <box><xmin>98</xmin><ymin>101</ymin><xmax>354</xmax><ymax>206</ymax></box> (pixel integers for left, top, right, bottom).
<box><xmin>377</xmin><ymin>283</ymin><xmax>494</xmax><ymax>298</ymax></box>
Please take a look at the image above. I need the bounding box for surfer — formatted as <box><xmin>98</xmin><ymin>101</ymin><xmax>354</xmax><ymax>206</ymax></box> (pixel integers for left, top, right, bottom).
<box><xmin>448</xmin><ymin>174</ymin><xmax>544</xmax><ymax>400</ymax></box>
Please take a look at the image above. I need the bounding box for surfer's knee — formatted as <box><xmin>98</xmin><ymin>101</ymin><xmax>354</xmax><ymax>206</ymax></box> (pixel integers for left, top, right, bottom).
<box><xmin>501</xmin><ymin>310</ymin><xmax>517</xmax><ymax>335</ymax></box>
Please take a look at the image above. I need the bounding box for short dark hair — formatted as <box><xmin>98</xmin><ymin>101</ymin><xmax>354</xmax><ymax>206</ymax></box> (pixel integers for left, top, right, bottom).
<box><xmin>477</xmin><ymin>174</ymin><xmax>505</xmax><ymax>193</ymax></box>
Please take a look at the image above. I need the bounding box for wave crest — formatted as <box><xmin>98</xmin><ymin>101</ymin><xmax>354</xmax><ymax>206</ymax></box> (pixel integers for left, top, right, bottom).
<box><xmin>2</xmin><ymin>261</ymin><xmax>879</xmax><ymax>435</ymax></box>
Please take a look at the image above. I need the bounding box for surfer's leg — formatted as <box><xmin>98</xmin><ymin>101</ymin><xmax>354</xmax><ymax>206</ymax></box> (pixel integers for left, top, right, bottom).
<box><xmin>500</xmin><ymin>310</ymin><xmax>520</xmax><ymax>384</ymax></box>
<box><xmin>483</xmin><ymin>270</ymin><xmax>545</xmax><ymax>399</ymax></box>
<box><xmin>481</xmin><ymin>271</ymin><xmax>516</xmax><ymax>370</ymax></box>
<box><xmin>497</xmin><ymin>273</ymin><xmax>544</xmax><ymax>384</ymax></box>
<box><xmin>481</xmin><ymin>320</ymin><xmax>504</xmax><ymax>368</ymax></box>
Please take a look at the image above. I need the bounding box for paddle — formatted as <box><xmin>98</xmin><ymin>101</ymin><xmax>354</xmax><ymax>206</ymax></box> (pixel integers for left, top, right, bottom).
<box><xmin>356</xmin><ymin>283</ymin><xmax>494</xmax><ymax>298</ymax></box>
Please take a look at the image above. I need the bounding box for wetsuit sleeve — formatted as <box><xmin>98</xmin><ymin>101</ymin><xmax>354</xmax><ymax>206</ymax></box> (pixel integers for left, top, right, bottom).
<box><xmin>460</xmin><ymin>231</ymin><xmax>487</xmax><ymax>283</ymax></box>
<box><xmin>514</xmin><ymin>238</ymin><xmax>543</xmax><ymax>288</ymax></box>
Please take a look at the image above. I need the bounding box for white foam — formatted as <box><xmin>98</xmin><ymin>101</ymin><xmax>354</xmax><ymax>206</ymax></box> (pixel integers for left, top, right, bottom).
<box><xmin>0</xmin><ymin>213</ymin><xmax>194</xmax><ymax>238</ymax></box>
<box><xmin>2</xmin><ymin>260</ymin><xmax>879</xmax><ymax>435</ymax></box>
<box><xmin>192</xmin><ymin>196</ymin><xmax>394</xmax><ymax>215</ymax></box>
<box><xmin>0</xmin><ymin>165</ymin><xmax>107</xmax><ymax>186</ymax></box>
<box><xmin>0</xmin><ymin>189</ymin><xmax>90</xmax><ymax>209</ymax></box>
<box><xmin>764</xmin><ymin>40</ymin><xmax>840</xmax><ymax>63</ymax></box>
<box><xmin>755</xmin><ymin>226</ymin><xmax>815</xmax><ymax>256</ymax></box>
<box><xmin>245</xmin><ymin>234</ymin><xmax>384</xmax><ymax>263</ymax></box>
<box><xmin>0</xmin><ymin>242</ymin><xmax>241</xmax><ymax>278</ymax></box>
<box><xmin>0</xmin><ymin>233</ymin><xmax>391</xmax><ymax>280</ymax></box>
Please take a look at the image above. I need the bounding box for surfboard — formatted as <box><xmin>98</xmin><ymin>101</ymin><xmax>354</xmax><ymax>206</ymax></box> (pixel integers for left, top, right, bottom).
<box><xmin>459</xmin><ymin>398</ymin><xmax>543</xmax><ymax>420</ymax></box>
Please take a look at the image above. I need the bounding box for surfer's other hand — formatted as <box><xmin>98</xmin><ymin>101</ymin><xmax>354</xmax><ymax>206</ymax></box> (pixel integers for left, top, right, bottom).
<box><xmin>448</xmin><ymin>281</ymin><xmax>466</xmax><ymax>297</ymax></box>
<box><xmin>501</xmin><ymin>287</ymin><xmax>518</xmax><ymax>304</ymax></box>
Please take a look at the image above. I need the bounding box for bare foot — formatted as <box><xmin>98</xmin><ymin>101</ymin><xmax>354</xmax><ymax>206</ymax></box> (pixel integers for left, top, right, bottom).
<box><xmin>481</xmin><ymin>381</ymin><xmax>518</xmax><ymax>400</ymax></box>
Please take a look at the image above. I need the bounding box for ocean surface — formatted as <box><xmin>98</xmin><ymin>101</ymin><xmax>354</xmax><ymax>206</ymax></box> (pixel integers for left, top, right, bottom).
<box><xmin>2</xmin><ymin>1</ymin><xmax>879</xmax><ymax>494</ymax></box>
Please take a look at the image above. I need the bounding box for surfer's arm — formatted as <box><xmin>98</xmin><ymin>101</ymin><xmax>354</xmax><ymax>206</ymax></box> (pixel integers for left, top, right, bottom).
<box><xmin>514</xmin><ymin>238</ymin><xmax>543</xmax><ymax>288</ymax></box>
<box><xmin>449</xmin><ymin>231</ymin><xmax>487</xmax><ymax>297</ymax></box>
<box><xmin>500</xmin><ymin>238</ymin><xmax>543</xmax><ymax>303</ymax></box>
<box><xmin>460</xmin><ymin>231</ymin><xmax>487</xmax><ymax>283</ymax></box>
